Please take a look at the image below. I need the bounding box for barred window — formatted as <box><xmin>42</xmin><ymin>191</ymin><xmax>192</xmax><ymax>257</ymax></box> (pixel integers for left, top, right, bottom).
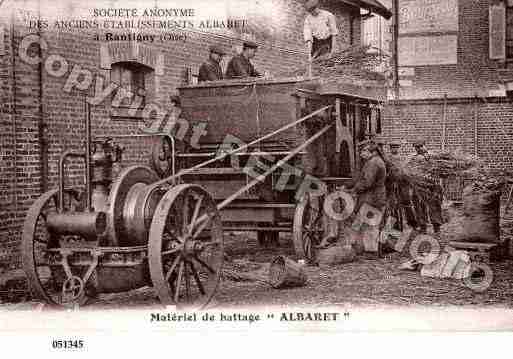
<box><xmin>110</xmin><ymin>61</ymin><xmax>153</xmax><ymax>108</ymax></box>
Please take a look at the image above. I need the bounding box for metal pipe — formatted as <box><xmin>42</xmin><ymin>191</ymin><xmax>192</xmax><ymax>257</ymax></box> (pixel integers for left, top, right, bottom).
<box><xmin>46</xmin><ymin>211</ymin><xmax>107</xmax><ymax>241</ymax></box>
<box><xmin>37</xmin><ymin>0</ymin><xmax>47</xmax><ymax>192</ymax></box>
<box><xmin>58</xmin><ymin>151</ymin><xmax>85</xmax><ymax>212</ymax></box>
<box><xmin>85</xmin><ymin>102</ymin><xmax>92</xmax><ymax>211</ymax></box>
<box><xmin>149</xmin><ymin>105</ymin><xmax>333</xmax><ymax>188</ymax></box>
<box><xmin>441</xmin><ymin>94</ymin><xmax>447</xmax><ymax>151</ymax></box>
<box><xmin>392</xmin><ymin>0</ymin><xmax>400</xmax><ymax>99</ymax></box>
<box><xmin>474</xmin><ymin>96</ymin><xmax>479</xmax><ymax>156</ymax></box>
<box><xmin>176</xmin><ymin>150</ymin><xmax>306</xmax><ymax>158</ymax></box>
<box><xmin>9</xmin><ymin>10</ymin><xmax>19</xmax><ymax>222</ymax></box>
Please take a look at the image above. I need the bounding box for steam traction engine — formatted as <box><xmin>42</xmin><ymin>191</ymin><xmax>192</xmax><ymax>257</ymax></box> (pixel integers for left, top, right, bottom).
<box><xmin>22</xmin><ymin>104</ymin><xmax>224</xmax><ymax>308</ymax></box>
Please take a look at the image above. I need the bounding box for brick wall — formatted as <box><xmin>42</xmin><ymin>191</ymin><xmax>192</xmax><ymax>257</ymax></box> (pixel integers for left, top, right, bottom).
<box><xmin>398</xmin><ymin>0</ymin><xmax>509</xmax><ymax>99</ymax></box>
<box><xmin>382</xmin><ymin>97</ymin><xmax>513</xmax><ymax>199</ymax></box>
<box><xmin>0</xmin><ymin>0</ymin><xmax>364</xmax><ymax>268</ymax></box>
<box><xmin>0</xmin><ymin>20</ymin><xmax>17</xmax><ymax>266</ymax></box>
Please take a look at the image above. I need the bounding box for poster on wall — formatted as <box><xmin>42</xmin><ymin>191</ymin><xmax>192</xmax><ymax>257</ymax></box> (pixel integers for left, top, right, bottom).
<box><xmin>399</xmin><ymin>0</ymin><xmax>459</xmax><ymax>34</ymax></box>
<box><xmin>398</xmin><ymin>0</ymin><xmax>459</xmax><ymax>66</ymax></box>
<box><xmin>398</xmin><ymin>35</ymin><xmax>458</xmax><ymax>66</ymax></box>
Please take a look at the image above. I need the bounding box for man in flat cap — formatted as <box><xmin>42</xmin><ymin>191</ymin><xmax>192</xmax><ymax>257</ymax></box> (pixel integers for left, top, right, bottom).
<box><xmin>198</xmin><ymin>45</ymin><xmax>227</xmax><ymax>82</ymax></box>
<box><xmin>340</xmin><ymin>140</ymin><xmax>387</xmax><ymax>254</ymax></box>
<box><xmin>303</xmin><ymin>0</ymin><xmax>338</xmax><ymax>59</ymax></box>
<box><xmin>225</xmin><ymin>41</ymin><xmax>262</xmax><ymax>79</ymax></box>
<box><xmin>409</xmin><ymin>139</ymin><xmax>443</xmax><ymax>235</ymax></box>
<box><xmin>352</xmin><ymin>140</ymin><xmax>387</xmax><ymax>212</ymax></box>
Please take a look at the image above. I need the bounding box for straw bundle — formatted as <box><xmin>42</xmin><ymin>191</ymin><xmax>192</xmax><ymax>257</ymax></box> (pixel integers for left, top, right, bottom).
<box><xmin>404</xmin><ymin>150</ymin><xmax>482</xmax><ymax>179</ymax></box>
<box><xmin>280</xmin><ymin>45</ymin><xmax>389</xmax><ymax>82</ymax></box>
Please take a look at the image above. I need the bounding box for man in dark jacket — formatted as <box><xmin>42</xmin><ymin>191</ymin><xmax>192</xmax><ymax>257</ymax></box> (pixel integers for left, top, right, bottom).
<box><xmin>350</xmin><ymin>140</ymin><xmax>387</xmax><ymax>253</ymax></box>
<box><xmin>317</xmin><ymin>140</ymin><xmax>386</xmax><ymax>249</ymax></box>
<box><xmin>386</xmin><ymin>140</ymin><xmax>417</xmax><ymax>230</ymax></box>
<box><xmin>225</xmin><ymin>41</ymin><xmax>262</xmax><ymax>79</ymax></box>
<box><xmin>352</xmin><ymin>140</ymin><xmax>387</xmax><ymax>211</ymax></box>
<box><xmin>198</xmin><ymin>45</ymin><xmax>226</xmax><ymax>82</ymax></box>
<box><xmin>409</xmin><ymin>139</ymin><xmax>443</xmax><ymax>234</ymax></box>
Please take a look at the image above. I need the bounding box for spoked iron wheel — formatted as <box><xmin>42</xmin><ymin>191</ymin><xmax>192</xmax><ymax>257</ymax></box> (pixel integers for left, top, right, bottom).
<box><xmin>293</xmin><ymin>194</ymin><xmax>324</xmax><ymax>263</ymax></box>
<box><xmin>21</xmin><ymin>189</ymin><xmax>91</xmax><ymax>307</ymax></box>
<box><xmin>148</xmin><ymin>184</ymin><xmax>224</xmax><ymax>309</ymax></box>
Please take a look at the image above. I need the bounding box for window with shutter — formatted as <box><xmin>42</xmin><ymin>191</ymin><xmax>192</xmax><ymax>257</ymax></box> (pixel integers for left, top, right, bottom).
<box><xmin>490</xmin><ymin>3</ymin><xmax>506</xmax><ymax>60</ymax></box>
<box><xmin>507</xmin><ymin>2</ymin><xmax>513</xmax><ymax>59</ymax></box>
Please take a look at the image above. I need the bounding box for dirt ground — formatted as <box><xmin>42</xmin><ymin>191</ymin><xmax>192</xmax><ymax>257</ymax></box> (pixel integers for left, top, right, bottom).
<box><xmin>2</xmin><ymin>202</ymin><xmax>513</xmax><ymax>310</ymax></box>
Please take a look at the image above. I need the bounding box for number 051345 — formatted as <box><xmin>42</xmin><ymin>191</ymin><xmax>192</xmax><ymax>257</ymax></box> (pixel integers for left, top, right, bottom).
<box><xmin>51</xmin><ymin>339</ymin><xmax>84</xmax><ymax>350</ymax></box>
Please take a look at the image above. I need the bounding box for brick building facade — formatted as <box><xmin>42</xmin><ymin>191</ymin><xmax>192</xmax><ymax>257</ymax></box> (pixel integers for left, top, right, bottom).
<box><xmin>0</xmin><ymin>0</ymin><xmax>388</xmax><ymax>267</ymax></box>
<box><xmin>379</xmin><ymin>0</ymin><xmax>513</xmax><ymax>187</ymax></box>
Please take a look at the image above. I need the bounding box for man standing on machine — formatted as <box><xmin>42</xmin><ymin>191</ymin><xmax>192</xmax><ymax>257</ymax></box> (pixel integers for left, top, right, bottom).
<box><xmin>225</xmin><ymin>41</ymin><xmax>262</xmax><ymax>79</ymax></box>
<box><xmin>303</xmin><ymin>0</ymin><xmax>338</xmax><ymax>60</ymax></box>
<box><xmin>198</xmin><ymin>45</ymin><xmax>227</xmax><ymax>82</ymax></box>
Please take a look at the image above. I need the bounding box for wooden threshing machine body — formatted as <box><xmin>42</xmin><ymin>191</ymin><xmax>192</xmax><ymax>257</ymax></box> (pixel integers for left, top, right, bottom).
<box><xmin>177</xmin><ymin>77</ymin><xmax>386</xmax><ymax>236</ymax></box>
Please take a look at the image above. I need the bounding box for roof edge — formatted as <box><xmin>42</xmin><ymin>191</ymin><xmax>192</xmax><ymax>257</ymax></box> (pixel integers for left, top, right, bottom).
<box><xmin>339</xmin><ymin>0</ymin><xmax>393</xmax><ymax>20</ymax></box>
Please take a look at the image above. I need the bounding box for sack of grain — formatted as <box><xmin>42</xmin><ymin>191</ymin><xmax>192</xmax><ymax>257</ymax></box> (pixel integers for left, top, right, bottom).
<box><xmin>458</xmin><ymin>182</ymin><xmax>501</xmax><ymax>243</ymax></box>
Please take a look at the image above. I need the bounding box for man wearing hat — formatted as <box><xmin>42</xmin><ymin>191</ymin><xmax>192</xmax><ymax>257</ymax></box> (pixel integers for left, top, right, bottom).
<box><xmin>198</xmin><ymin>45</ymin><xmax>227</xmax><ymax>82</ymax></box>
<box><xmin>386</xmin><ymin>140</ymin><xmax>418</xmax><ymax>231</ymax></box>
<box><xmin>409</xmin><ymin>140</ymin><xmax>443</xmax><ymax>234</ymax></box>
<box><xmin>303</xmin><ymin>0</ymin><xmax>338</xmax><ymax>59</ymax></box>
<box><xmin>318</xmin><ymin>139</ymin><xmax>387</xmax><ymax>250</ymax></box>
<box><xmin>352</xmin><ymin>140</ymin><xmax>387</xmax><ymax>211</ymax></box>
<box><xmin>225</xmin><ymin>41</ymin><xmax>262</xmax><ymax>79</ymax></box>
<box><xmin>342</xmin><ymin>140</ymin><xmax>387</xmax><ymax>253</ymax></box>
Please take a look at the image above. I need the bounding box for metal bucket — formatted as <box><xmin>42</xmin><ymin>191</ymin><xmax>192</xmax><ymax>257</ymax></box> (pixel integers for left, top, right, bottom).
<box><xmin>268</xmin><ymin>255</ymin><xmax>307</xmax><ymax>289</ymax></box>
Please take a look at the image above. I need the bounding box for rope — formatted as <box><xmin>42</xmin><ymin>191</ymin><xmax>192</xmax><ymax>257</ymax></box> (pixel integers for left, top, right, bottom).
<box><xmin>186</xmin><ymin>122</ymin><xmax>334</xmax><ymax>239</ymax></box>
<box><xmin>216</xmin><ymin>123</ymin><xmax>333</xmax><ymax>211</ymax></box>
<box><xmin>254</xmin><ymin>83</ymin><xmax>261</xmax><ymax>149</ymax></box>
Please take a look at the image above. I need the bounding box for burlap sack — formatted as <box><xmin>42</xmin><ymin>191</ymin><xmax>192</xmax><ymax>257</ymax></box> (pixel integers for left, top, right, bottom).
<box><xmin>458</xmin><ymin>185</ymin><xmax>501</xmax><ymax>243</ymax></box>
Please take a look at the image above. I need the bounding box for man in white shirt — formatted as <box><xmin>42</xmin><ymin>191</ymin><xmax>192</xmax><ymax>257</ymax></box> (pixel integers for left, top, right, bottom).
<box><xmin>303</xmin><ymin>0</ymin><xmax>338</xmax><ymax>59</ymax></box>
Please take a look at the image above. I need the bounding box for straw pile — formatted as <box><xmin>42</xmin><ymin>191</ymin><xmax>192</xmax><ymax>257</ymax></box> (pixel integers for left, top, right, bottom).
<box><xmin>281</xmin><ymin>45</ymin><xmax>388</xmax><ymax>83</ymax></box>
<box><xmin>403</xmin><ymin>149</ymin><xmax>482</xmax><ymax>180</ymax></box>
<box><xmin>221</xmin><ymin>259</ymin><xmax>271</xmax><ymax>285</ymax></box>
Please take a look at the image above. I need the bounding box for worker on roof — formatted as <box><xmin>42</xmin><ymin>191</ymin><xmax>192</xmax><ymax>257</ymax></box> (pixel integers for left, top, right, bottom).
<box><xmin>225</xmin><ymin>41</ymin><xmax>262</xmax><ymax>79</ymax></box>
<box><xmin>303</xmin><ymin>0</ymin><xmax>338</xmax><ymax>59</ymax></box>
<box><xmin>198</xmin><ymin>45</ymin><xmax>227</xmax><ymax>82</ymax></box>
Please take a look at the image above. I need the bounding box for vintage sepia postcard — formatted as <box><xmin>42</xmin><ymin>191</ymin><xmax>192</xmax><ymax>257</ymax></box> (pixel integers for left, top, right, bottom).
<box><xmin>0</xmin><ymin>0</ymin><xmax>513</xmax><ymax>354</ymax></box>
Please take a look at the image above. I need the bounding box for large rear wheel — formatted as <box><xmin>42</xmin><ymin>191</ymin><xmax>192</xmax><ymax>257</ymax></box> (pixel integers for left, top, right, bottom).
<box><xmin>148</xmin><ymin>184</ymin><xmax>224</xmax><ymax>309</ymax></box>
